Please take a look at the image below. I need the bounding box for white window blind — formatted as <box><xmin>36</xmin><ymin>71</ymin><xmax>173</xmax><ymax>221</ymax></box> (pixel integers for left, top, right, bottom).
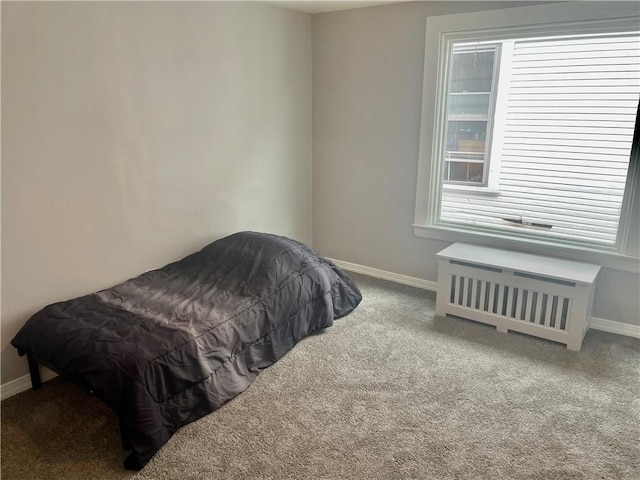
<box><xmin>440</xmin><ymin>33</ymin><xmax>640</xmax><ymax>245</ymax></box>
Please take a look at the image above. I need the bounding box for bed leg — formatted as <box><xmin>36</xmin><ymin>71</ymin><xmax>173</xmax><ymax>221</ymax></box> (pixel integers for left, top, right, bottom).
<box><xmin>27</xmin><ymin>353</ymin><xmax>42</xmax><ymax>390</ymax></box>
<box><xmin>123</xmin><ymin>452</ymin><xmax>144</xmax><ymax>471</ymax></box>
<box><xmin>119</xmin><ymin>416</ymin><xmax>132</xmax><ymax>451</ymax></box>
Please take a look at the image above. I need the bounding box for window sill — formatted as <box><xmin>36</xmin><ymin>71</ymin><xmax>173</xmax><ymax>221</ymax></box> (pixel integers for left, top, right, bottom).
<box><xmin>413</xmin><ymin>223</ymin><xmax>640</xmax><ymax>273</ymax></box>
<box><xmin>443</xmin><ymin>184</ymin><xmax>500</xmax><ymax>195</ymax></box>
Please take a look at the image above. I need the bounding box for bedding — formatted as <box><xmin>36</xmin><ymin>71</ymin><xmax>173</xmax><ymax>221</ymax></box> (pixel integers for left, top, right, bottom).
<box><xmin>11</xmin><ymin>231</ymin><xmax>362</xmax><ymax>470</ymax></box>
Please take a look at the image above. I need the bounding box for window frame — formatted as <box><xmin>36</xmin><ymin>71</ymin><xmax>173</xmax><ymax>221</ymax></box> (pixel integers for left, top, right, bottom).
<box><xmin>443</xmin><ymin>42</ymin><xmax>501</xmax><ymax>187</ymax></box>
<box><xmin>413</xmin><ymin>2</ymin><xmax>640</xmax><ymax>272</ymax></box>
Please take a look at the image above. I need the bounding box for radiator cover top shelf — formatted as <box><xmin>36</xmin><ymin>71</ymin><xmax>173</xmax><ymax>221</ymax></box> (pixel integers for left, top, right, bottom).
<box><xmin>436</xmin><ymin>243</ymin><xmax>600</xmax><ymax>351</ymax></box>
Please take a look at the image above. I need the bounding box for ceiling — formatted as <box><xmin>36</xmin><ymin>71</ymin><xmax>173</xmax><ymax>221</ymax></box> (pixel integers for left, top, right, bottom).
<box><xmin>264</xmin><ymin>0</ymin><xmax>409</xmax><ymax>14</ymax></box>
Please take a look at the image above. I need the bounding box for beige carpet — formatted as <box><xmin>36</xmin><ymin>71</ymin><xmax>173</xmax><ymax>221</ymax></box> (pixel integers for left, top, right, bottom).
<box><xmin>2</xmin><ymin>273</ymin><xmax>639</xmax><ymax>479</ymax></box>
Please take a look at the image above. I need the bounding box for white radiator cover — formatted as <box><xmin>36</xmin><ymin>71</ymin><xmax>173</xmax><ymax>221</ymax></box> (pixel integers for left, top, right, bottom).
<box><xmin>436</xmin><ymin>243</ymin><xmax>601</xmax><ymax>351</ymax></box>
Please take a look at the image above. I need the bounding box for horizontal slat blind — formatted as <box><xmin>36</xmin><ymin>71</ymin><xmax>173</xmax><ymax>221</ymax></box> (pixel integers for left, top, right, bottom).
<box><xmin>441</xmin><ymin>33</ymin><xmax>640</xmax><ymax>245</ymax></box>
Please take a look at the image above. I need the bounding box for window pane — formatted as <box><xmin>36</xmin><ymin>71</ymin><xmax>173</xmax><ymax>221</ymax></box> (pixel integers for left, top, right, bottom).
<box><xmin>467</xmin><ymin>163</ymin><xmax>484</xmax><ymax>183</ymax></box>
<box><xmin>450</xmin><ymin>48</ymin><xmax>496</xmax><ymax>93</ymax></box>
<box><xmin>449</xmin><ymin>162</ymin><xmax>469</xmax><ymax>181</ymax></box>
<box><xmin>445</xmin><ymin>161</ymin><xmax>485</xmax><ymax>183</ymax></box>
<box><xmin>448</xmin><ymin>93</ymin><xmax>491</xmax><ymax>118</ymax></box>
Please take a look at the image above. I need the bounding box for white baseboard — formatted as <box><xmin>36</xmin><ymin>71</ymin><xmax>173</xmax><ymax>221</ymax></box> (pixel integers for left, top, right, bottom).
<box><xmin>0</xmin><ymin>375</ymin><xmax>33</xmax><ymax>401</ymax></box>
<box><xmin>2</xmin><ymin>264</ymin><xmax>636</xmax><ymax>400</ymax></box>
<box><xmin>590</xmin><ymin>317</ymin><xmax>640</xmax><ymax>338</ymax></box>
<box><xmin>331</xmin><ymin>258</ymin><xmax>640</xmax><ymax>339</ymax></box>
<box><xmin>330</xmin><ymin>258</ymin><xmax>438</xmax><ymax>292</ymax></box>
<box><xmin>1</xmin><ymin>368</ymin><xmax>58</xmax><ymax>401</ymax></box>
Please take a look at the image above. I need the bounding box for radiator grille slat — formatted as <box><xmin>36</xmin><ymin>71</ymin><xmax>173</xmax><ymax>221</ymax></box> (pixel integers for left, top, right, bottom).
<box><xmin>497</xmin><ymin>285</ymin><xmax>506</xmax><ymax>316</ymax></box>
<box><xmin>479</xmin><ymin>281</ymin><xmax>488</xmax><ymax>311</ymax></box>
<box><xmin>542</xmin><ymin>294</ymin><xmax>550</xmax><ymax>326</ymax></box>
<box><xmin>532</xmin><ymin>292</ymin><xmax>541</xmax><ymax>323</ymax></box>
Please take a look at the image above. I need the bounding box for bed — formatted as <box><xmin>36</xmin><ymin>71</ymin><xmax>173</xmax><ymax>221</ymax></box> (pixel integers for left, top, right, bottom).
<box><xmin>11</xmin><ymin>231</ymin><xmax>362</xmax><ymax>470</ymax></box>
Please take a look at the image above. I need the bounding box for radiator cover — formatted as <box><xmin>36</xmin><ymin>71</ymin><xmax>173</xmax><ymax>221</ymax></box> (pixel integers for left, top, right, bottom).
<box><xmin>436</xmin><ymin>243</ymin><xmax>600</xmax><ymax>351</ymax></box>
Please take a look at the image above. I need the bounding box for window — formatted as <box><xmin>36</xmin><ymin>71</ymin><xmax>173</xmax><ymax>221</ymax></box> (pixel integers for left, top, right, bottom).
<box><xmin>442</xmin><ymin>33</ymin><xmax>638</xmax><ymax>244</ymax></box>
<box><xmin>444</xmin><ymin>43</ymin><xmax>499</xmax><ymax>186</ymax></box>
<box><xmin>414</xmin><ymin>2</ymin><xmax>640</xmax><ymax>268</ymax></box>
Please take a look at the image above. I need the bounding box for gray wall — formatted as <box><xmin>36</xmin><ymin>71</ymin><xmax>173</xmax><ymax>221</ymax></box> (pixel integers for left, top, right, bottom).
<box><xmin>312</xmin><ymin>1</ymin><xmax>640</xmax><ymax>325</ymax></box>
<box><xmin>2</xmin><ymin>0</ymin><xmax>638</xmax><ymax>387</ymax></box>
<box><xmin>1</xmin><ymin>2</ymin><xmax>312</xmax><ymax>384</ymax></box>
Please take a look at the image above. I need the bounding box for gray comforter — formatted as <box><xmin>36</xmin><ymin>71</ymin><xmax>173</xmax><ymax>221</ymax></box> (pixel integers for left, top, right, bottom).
<box><xmin>11</xmin><ymin>232</ymin><xmax>362</xmax><ymax>469</ymax></box>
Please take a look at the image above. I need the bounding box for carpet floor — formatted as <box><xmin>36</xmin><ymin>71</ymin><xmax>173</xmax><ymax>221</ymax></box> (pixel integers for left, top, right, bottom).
<box><xmin>2</xmin><ymin>273</ymin><xmax>639</xmax><ymax>479</ymax></box>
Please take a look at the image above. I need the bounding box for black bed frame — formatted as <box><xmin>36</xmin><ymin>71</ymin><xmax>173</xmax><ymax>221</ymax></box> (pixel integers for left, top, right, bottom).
<box><xmin>26</xmin><ymin>352</ymin><xmax>42</xmax><ymax>390</ymax></box>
